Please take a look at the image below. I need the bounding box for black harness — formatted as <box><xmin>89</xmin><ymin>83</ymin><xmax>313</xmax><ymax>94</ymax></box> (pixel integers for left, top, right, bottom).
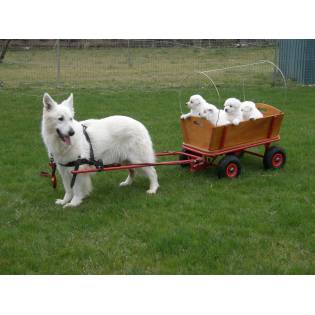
<box><xmin>58</xmin><ymin>124</ymin><xmax>104</xmax><ymax>188</ymax></box>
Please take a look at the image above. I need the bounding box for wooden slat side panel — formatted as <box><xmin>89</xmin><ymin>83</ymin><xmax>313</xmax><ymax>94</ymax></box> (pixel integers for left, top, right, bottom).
<box><xmin>180</xmin><ymin>104</ymin><xmax>284</xmax><ymax>152</ymax></box>
<box><xmin>210</xmin><ymin>118</ymin><xmax>271</xmax><ymax>150</ymax></box>
<box><xmin>180</xmin><ymin>117</ymin><xmax>214</xmax><ymax>151</ymax></box>
<box><xmin>270</xmin><ymin>114</ymin><xmax>284</xmax><ymax>138</ymax></box>
<box><xmin>256</xmin><ymin>103</ymin><xmax>283</xmax><ymax>117</ymax></box>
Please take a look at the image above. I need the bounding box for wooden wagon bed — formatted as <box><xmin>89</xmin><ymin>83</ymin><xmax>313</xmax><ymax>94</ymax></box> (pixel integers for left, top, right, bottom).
<box><xmin>180</xmin><ymin>103</ymin><xmax>284</xmax><ymax>156</ymax></box>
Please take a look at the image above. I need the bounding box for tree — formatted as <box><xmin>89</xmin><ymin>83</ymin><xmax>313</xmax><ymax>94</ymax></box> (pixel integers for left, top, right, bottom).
<box><xmin>0</xmin><ymin>40</ymin><xmax>12</xmax><ymax>63</ymax></box>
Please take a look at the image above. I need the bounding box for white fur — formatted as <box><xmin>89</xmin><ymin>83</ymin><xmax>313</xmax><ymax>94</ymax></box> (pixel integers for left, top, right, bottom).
<box><xmin>41</xmin><ymin>93</ymin><xmax>159</xmax><ymax>208</ymax></box>
<box><xmin>181</xmin><ymin>94</ymin><xmax>214</xmax><ymax>119</ymax></box>
<box><xmin>199</xmin><ymin>104</ymin><xmax>230</xmax><ymax>126</ymax></box>
<box><xmin>223</xmin><ymin>97</ymin><xmax>243</xmax><ymax>125</ymax></box>
<box><xmin>241</xmin><ymin>101</ymin><xmax>263</xmax><ymax>121</ymax></box>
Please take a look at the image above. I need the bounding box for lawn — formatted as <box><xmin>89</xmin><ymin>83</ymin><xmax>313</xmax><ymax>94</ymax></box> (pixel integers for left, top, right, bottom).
<box><xmin>0</xmin><ymin>84</ymin><xmax>315</xmax><ymax>274</ymax></box>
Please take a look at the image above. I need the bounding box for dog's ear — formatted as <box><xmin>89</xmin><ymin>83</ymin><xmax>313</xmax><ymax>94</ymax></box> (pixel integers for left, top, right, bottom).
<box><xmin>65</xmin><ymin>93</ymin><xmax>74</xmax><ymax>115</ymax></box>
<box><xmin>43</xmin><ymin>93</ymin><xmax>56</xmax><ymax>111</ymax></box>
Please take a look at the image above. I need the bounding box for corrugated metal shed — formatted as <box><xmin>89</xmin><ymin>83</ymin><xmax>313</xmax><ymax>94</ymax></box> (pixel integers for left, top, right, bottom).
<box><xmin>278</xmin><ymin>39</ymin><xmax>315</xmax><ymax>84</ymax></box>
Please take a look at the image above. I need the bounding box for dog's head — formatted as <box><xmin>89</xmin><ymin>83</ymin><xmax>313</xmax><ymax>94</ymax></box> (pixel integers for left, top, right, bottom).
<box><xmin>199</xmin><ymin>105</ymin><xmax>218</xmax><ymax>122</ymax></box>
<box><xmin>224</xmin><ymin>98</ymin><xmax>241</xmax><ymax>114</ymax></box>
<box><xmin>241</xmin><ymin>101</ymin><xmax>255</xmax><ymax>119</ymax></box>
<box><xmin>42</xmin><ymin>93</ymin><xmax>76</xmax><ymax>145</ymax></box>
<box><xmin>186</xmin><ymin>94</ymin><xmax>205</xmax><ymax>110</ymax></box>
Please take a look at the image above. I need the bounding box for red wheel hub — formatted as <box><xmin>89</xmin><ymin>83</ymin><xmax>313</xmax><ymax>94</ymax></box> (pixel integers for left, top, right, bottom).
<box><xmin>272</xmin><ymin>153</ymin><xmax>283</xmax><ymax>168</ymax></box>
<box><xmin>226</xmin><ymin>162</ymin><xmax>238</xmax><ymax>177</ymax></box>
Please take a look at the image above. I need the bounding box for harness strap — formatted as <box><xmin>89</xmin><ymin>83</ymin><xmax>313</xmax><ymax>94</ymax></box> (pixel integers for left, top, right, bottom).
<box><xmin>82</xmin><ymin>124</ymin><xmax>95</xmax><ymax>162</ymax></box>
<box><xmin>57</xmin><ymin>124</ymin><xmax>104</xmax><ymax>188</ymax></box>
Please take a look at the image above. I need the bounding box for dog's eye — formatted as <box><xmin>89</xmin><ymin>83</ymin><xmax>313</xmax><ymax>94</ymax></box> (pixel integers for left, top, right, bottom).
<box><xmin>58</xmin><ymin>116</ymin><xmax>64</xmax><ymax>121</ymax></box>
<box><xmin>70</xmin><ymin>118</ymin><xmax>73</xmax><ymax>121</ymax></box>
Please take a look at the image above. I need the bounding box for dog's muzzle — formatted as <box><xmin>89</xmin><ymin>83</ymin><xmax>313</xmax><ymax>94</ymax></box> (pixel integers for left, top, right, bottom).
<box><xmin>56</xmin><ymin>128</ymin><xmax>74</xmax><ymax>145</ymax></box>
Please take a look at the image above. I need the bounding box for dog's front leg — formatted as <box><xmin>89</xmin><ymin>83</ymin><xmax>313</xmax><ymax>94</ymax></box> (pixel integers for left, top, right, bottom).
<box><xmin>232</xmin><ymin>118</ymin><xmax>241</xmax><ymax>125</ymax></box>
<box><xmin>181</xmin><ymin>113</ymin><xmax>191</xmax><ymax>119</ymax></box>
<box><xmin>55</xmin><ymin>168</ymin><xmax>73</xmax><ymax>206</ymax></box>
<box><xmin>63</xmin><ymin>174</ymin><xmax>92</xmax><ymax>208</ymax></box>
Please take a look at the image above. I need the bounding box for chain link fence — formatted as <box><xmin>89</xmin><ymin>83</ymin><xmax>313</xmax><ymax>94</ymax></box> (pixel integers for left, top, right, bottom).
<box><xmin>0</xmin><ymin>39</ymin><xmax>277</xmax><ymax>90</ymax></box>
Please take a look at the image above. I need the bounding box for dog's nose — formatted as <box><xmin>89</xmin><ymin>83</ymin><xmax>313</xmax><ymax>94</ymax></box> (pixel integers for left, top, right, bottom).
<box><xmin>224</xmin><ymin>108</ymin><xmax>228</xmax><ymax>112</ymax></box>
<box><xmin>68</xmin><ymin>129</ymin><xmax>75</xmax><ymax>136</ymax></box>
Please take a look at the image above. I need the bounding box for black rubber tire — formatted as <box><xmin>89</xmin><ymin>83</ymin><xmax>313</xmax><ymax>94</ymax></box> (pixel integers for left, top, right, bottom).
<box><xmin>217</xmin><ymin>155</ymin><xmax>242</xmax><ymax>179</ymax></box>
<box><xmin>263</xmin><ymin>146</ymin><xmax>286</xmax><ymax>170</ymax></box>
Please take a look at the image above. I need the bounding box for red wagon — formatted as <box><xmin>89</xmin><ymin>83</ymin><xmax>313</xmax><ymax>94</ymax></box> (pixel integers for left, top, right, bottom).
<box><xmin>178</xmin><ymin>102</ymin><xmax>286</xmax><ymax>178</ymax></box>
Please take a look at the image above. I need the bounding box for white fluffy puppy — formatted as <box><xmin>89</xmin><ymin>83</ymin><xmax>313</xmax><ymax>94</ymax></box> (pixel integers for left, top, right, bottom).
<box><xmin>223</xmin><ymin>98</ymin><xmax>243</xmax><ymax>125</ymax></box>
<box><xmin>181</xmin><ymin>94</ymin><xmax>212</xmax><ymax>119</ymax></box>
<box><xmin>199</xmin><ymin>105</ymin><xmax>230</xmax><ymax>126</ymax></box>
<box><xmin>241</xmin><ymin>101</ymin><xmax>263</xmax><ymax>121</ymax></box>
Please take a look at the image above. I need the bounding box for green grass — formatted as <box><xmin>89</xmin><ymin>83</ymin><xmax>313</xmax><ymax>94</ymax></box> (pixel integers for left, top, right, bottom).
<box><xmin>1</xmin><ymin>85</ymin><xmax>315</xmax><ymax>274</ymax></box>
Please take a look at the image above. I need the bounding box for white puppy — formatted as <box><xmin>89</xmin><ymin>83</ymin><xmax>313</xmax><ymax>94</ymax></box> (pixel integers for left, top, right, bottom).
<box><xmin>199</xmin><ymin>105</ymin><xmax>230</xmax><ymax>127</ymax></box>
<box><xmin>181</xmin><ymin>94</ymin><xmax>213</xmax><ymax>119</ymax></box>
<box><xmin>241</xmin><ymin>101</ymin><xmax>263</xmax><ymax>121</ymax></box>
<box><xmin>223</xmin><ymin>97</ymin><xmax>243</xmax><ymax>125</ymax></box>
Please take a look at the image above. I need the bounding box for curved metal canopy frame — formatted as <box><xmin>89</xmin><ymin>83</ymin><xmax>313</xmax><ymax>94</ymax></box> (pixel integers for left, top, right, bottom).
<box><xmin>178</xmin><ymin>60</ymin><xmax>287</xmax><ymax>113</ymax></box>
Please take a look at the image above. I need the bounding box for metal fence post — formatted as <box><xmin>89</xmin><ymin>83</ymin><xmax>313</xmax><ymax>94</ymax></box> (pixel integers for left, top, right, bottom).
<box><xmin>127</xmin><ymin>40</ymin><xmax>132</xmax><ymax>67</ymax></box>
<box><xmin>56</xmin><ymin>39</ymin><xmax>61</xmax><ymax>86</ymax></box>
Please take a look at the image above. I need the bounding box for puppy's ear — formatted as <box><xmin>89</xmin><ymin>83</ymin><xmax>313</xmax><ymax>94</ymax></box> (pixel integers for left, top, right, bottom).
<box><xmin>43</xmin><ymin>93</ymin><xmax>56</xmax><ymax>111</ymax></box>
<box><xmin>65</xmin><ymin>93</ymin><xmax>75</xmax><ymax>115</ymax></box>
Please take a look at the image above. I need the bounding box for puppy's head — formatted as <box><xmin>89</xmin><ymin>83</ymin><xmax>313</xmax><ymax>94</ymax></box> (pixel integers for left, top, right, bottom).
<box><xmin>186</xmin><ymin>94</ymin><xmax>204</xmax><ymax>110</ymax></box>
<box><xmin>42</xmin><ymin>93</ymin><xmax>76</xmax><ymax>145</ymax></box>
<box><xmin>199</xmin><ymin>105</ymin><xmax>217</xmax><ymax>120</ymax></box>
<box><xmin>224</xmin><ymin>98</ymin><xmax>241</xmax><ymax>114</ymax></box>
<box><xmin>241</xmin><ymin>101</ymin><xmax>255</xmax><ymax>119</ymax></box>
<box><xmin>241</xmin><ymin>104</ymin><xmax>252</xmax><ymax>113</ymax></box>
<box><xmin>241</xmin><ymin>104</ymin><xmax>252</xmax><ymax>118</ymax></box>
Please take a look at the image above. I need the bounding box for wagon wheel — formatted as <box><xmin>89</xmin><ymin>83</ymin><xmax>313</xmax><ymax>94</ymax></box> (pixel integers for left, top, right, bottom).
<box><xmin>263</xmin><ymin>146</ymin><xmax>286</xmax><ymax>170</ymax></box>
<box><xmin>217</xmin><ymin>155</ymin><xmax>242</xmax><ymax>179</ymax></box>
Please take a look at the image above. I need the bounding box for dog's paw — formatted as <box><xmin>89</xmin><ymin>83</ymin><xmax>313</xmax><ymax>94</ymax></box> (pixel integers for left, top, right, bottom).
<box><xmin>232</xmin><ymin>119</ymin><xmax>240</xmax><ymax>125</ymax></box>
<box><xmin>63</xmin><ymin>202</ymin><xmax>80</xmax><ymax>208</ymax></box>
<box><xmin>55</xmin><ymin>199</ymin><xmax>66</xmax><ymax>205</ymax></box>
<box><xmin>146</xmin><ymin>186</ymin><xmax>159</xmax><ymax>195</ymax></box>
<box><xmin>119</xmin><ymin>181</ymin><xmax>131</xmax><ymax>187</ymax></box>
<box><xmin>63</xmin><ymin>197</ymin><xmax>82</xmax><ymax>208</ymax></box>
<box><xmin>146</xmin><ymin>189</ymin><xmax>156</xmax><ymax>194</ymax></box>
<box><xmin>63</xmin><ymin>203</ymin><xmax>74</xmax><ymax>208</ymax></box>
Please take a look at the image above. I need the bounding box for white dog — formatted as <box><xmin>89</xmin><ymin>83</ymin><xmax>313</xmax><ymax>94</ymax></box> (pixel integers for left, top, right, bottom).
<box><xmin>181</xmin><ymin>94</ymin><xmax>213</xmax><ymax>119</ymax></box>
<box><xmin>199</xmin><ymin>105</ymin><xmax>230</xmax><ymax>127</ymax></box>
<box><xmin>41</xmin><ymin>93</ymin><xmax>159</xmax><ymax>208</ymax></box>
<box><xmin>223</xmin><ymin>97</ymin><xmax>243</xmax><ymax>125</ymax></box>
<box><xmin>241</xmin><ymin>101</ymin><xmax>263</xmax><ymax>121</ymax></box>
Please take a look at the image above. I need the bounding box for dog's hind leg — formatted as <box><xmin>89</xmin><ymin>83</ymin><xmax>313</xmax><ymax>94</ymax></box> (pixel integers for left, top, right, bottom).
<box><xmin>119</xmin><ymin>169</ymin><xmax>135</xmax><ymax>187</ymax></box>
<box><xmin>142</xmin><ymin>166</ymin><xmax>159</xmax><ymax>194</ymax></box>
